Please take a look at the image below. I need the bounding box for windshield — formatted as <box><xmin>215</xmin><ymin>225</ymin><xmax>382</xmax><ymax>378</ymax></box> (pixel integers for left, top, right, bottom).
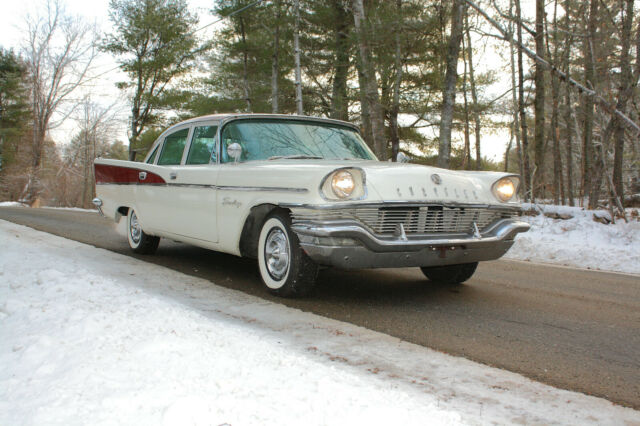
<box><xmin>220</xmin><ymin>119</ymin><xmax>377</xmax><ymax>163</ymax></box>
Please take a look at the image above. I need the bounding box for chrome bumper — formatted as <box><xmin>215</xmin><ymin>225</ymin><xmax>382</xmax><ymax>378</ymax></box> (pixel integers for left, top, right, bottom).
<box><xmin>292</xmin><ymin>219</ymin><xmax>530</xmax><ymax>269</ymax></box>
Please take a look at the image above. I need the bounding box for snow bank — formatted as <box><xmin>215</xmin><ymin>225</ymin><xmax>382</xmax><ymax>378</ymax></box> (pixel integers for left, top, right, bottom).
<box><xmin>1</xmin><ymin>220</ymin><xmax>638</xmax><ymax>425</ymax></box>
<box><xmin>505</xmin><ymin>204</ymin><xmax>640</xmax><ymax>274</ymax></box>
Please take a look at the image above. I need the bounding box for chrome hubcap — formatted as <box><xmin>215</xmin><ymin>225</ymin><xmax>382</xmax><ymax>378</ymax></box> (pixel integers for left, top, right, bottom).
<box><xmin>265</xmin><ymin>228</ymin><xmax>289</xmax><ymax>280</ymax></box>
<box><xmin>130</xmin><ymin>211</ymin><xmax>142</xmax><ymax>244</ymax></box>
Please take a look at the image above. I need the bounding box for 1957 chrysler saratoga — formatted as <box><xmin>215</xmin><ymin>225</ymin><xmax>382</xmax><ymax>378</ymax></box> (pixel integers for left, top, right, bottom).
<box><xmin>94</xmin><ymin>114</ymin><xmax>529</xmax><ymax>297</ymax></box>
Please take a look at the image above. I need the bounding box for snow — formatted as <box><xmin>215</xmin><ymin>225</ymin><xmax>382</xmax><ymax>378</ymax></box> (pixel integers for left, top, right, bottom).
<box><xmin>1</xmin><ymin>220</ymin><xmax>638</xmax><ymax>425</ymax></box>
<box><xmin>40</xmin><ymin>206</ymin><xmax>98</xmax><ymax>213</ymax></box>
<box><xmin>505</xmin><ymin>203</ymin><xmax>640</xmax><ymax>274</ymax></box>
<box><xmin>0</xmin><ymin>203</ymin><xmax>97</xmax><ymax>213</ymax></box>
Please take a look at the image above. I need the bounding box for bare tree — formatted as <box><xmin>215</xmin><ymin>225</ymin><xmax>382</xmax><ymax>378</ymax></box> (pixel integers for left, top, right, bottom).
<box><xmin>22</xmin><ymin>0</ymin><xmax>97</xmax><ymax>203</ymax></box>
<box><xmin>67</xmin><ymin>97</ymin><xmax>120</xmax><ymax>208</ymax></box>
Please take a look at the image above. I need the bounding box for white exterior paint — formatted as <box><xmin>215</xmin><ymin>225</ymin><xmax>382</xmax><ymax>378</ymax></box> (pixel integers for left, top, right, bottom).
<box><xmin>95</xmin><ymin>115</ymin><xmax>522</xmax><ymax>259</ymax></box>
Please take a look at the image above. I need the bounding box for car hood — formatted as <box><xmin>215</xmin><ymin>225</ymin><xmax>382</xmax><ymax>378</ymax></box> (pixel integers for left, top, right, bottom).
<box><xmin>223</xmin><ymin>159</ymin><xmax>519</xmax><ymax>207</ymax></box>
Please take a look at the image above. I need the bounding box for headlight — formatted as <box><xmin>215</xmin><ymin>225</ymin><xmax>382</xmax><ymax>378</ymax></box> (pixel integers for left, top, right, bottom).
<box><xmin>331</xmin><ymin>170</ymin><xmax>355</xmax><ymax>198</ymax></box>
<box><xmin>320</xmin><ymin>168</ymin><xmax>366</xmax><ymax>201</ymax></box>
<box><xmin>492</xmin><ymin>176</ymin><xmax>519</xmax><ymax>202</ymax></box>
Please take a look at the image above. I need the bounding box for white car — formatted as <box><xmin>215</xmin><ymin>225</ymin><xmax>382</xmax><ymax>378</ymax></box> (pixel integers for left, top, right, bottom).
<box><xmin>94</xmin><ymin>114</ymin><xmax>529</xmax><ymax>297</ymax></box>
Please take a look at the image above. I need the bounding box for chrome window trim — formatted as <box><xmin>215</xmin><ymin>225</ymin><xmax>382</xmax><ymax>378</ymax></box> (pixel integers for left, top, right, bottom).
<box><xmin>182</xmin><ymin>122</ymin><xmax>219</xmax><ymax>166</ymax></box>
<box><xmin>156</xmin><ymin>125</ymin><xmax>192</xmax><ymax>166</ymax></box>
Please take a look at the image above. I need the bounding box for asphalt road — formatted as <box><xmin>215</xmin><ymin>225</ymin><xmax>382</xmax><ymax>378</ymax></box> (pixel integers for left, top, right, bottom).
<box><xmin>1</xmin><ymin>206</ymin><xmax>639</xmax><ymax>409</ymax></box>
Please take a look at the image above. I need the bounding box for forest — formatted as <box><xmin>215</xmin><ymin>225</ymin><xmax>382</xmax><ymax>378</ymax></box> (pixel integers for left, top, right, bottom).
<box><xmin>0</xmin><ymin>0</ymin><xmax>638</xmax><ymax>214</ymax></box>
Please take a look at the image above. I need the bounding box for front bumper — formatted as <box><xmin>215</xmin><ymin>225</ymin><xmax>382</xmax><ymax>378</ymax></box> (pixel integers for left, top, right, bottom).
<box><xmin>292</xmin><ymin>218</ymin><xmax>530</xmax><ymax>269</ymax></box>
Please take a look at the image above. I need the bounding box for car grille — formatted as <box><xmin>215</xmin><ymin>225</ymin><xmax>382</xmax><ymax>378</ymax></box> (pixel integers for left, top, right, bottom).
<box><xmin>291</xmin><ymin>206</ymin><xmax>516</xmax><ymax>235</ymax></box>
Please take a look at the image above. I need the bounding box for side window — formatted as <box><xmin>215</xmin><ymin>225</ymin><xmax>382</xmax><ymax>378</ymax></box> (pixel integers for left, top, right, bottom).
<box><xmin>157</xmin><ymin>128</ymin><xmax>189</xmax><ymax>165</ymax></box>
<box><xmin>186</xmin><ymin>125</ymin><xmax>218</xmax><ymax>165</ymax></box>
<box><xmin>146</xmin><ymin>145</ymin><xmax>159</xmax><ymax>164</ymax></box>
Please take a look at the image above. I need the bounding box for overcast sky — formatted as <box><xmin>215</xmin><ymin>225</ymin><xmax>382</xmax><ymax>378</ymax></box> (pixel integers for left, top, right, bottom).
<box><xmin>0</xmin><ymin>0</ymin><xmax>530</xmax><ymax>161</ymax></box>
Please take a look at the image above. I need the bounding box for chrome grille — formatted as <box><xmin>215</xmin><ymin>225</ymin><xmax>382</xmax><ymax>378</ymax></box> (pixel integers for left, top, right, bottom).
<box><xmin>291</xmin><ymin>206</ymin><xmax>515</xmax><ymax>235</ymax></box>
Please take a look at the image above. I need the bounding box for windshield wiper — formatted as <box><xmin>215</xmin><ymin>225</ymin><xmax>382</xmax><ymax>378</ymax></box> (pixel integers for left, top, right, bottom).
<box><xmin>268</xmin><ymin>155</ymin><xmax>324</xmax><ymax>160</ymax></box>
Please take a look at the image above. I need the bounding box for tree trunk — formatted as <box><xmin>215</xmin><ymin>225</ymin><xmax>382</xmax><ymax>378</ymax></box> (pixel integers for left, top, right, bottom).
<box><xmin>516</xmin><ymin>0</ymin><xmax>531</xmax><ymax>200</ymax></box>
<box><xmin>270</xmin><ymin>0</ymin><xmax>281</xmax><ymax>114</ymax></box>
<box><xmin>550</xmin><ymin>0</ymin><xmax>562</xmax><ymax>204</ymax></box>
<box><xmin>533</xmin><ymin>0</ymin><xmax>546</xmax><ymax>199</ymax></box>
<box><xmin>438</xmin><ymin>0</ymin><xmax>465</xmax><ymax>169</ymax></box>
<box><xmin>583</xmin><ymin>0</ymin><xmax>597</xmax><ymax>207</ymax></box>
<box><xmin>509</xmin><ymin>0</ymin><xmax>523</xmax><ymax>180</ymax></box>
<box><xmin>330</xmin><ymin>0</ymin><xmax>350</xmax><ymax>121</ymax></box>
<box><xmin>352</xmin><ymin>0</ymin><xmax>387</xmax><ymax>160</ymax></box>
<box><xmin>240</xmin><ymin>17</ymin><xmax>252</xmax><ymax>112</ymax></box>
<box><xmin>505</xmin><ymin>122</ymin><xmax>514</xmax><ymax>172</ymax></box>
<box><xmin>462</xmin><ymin>35</ymin><xmax>472</xmax><ymax>169</ymax></box>
<box><xmin>565</xmin><ymin>76</ymin><xmax>575</xmax><ymax>206</ymax></box>
<box><xmin>464</xmin><ymin>9</ymin><xmax>481</xmax><ymax>169</ymax></box>
<box><xmin>294</xmin><ymin>0</ymin><xmax>303</xmax><ymax>115</ymax></box>
<box><xmin>390</xmin><ymin>0</ymin><xmax>403</xmax><ymax>162</ymax></box>
<box><xmin>355</xmin><ymin>54</ymin><xmax>373</xmax><ymax>148</ymax></box>
<box><xmin>612</xmin><ymin>0</ymin><xmax>635</xmax><ymax>206</ymax></box>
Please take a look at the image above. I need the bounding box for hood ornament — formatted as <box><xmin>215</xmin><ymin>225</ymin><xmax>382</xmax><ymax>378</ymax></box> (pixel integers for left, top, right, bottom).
<box><xmin>431</xmin><ymin>174</ymin><xmax>442</xmax><ymax>185</ymax></box>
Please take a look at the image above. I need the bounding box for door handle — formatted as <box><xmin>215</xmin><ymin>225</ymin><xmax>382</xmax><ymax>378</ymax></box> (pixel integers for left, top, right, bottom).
<box><xmin>169</xmin><ymin>172</ymin><xmax>177</xmax><ymax>180</ymax></box>
<box><xmin>139</xmin><ymin>171</ymin><xmax>147</xmax><ymax>181</ymax></box>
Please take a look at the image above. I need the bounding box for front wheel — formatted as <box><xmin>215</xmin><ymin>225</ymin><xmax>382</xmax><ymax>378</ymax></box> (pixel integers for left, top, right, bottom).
<box><xmin>420</xmin><ymin>262</ymin><xmax>478</xmax><ymax>284</ymax></box>
<box><xmin>127</xmin><ymin>208</ymin><xmax>160</xmax><ymax>254</ymax></box>
<box><xmin>257</xmin><ymin>211</ymin><xmax>318</xmax><ymax>297</ymax></box>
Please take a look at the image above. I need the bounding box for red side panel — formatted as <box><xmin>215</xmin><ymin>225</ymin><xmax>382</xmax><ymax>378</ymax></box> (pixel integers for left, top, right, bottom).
<box><xmin>95</xmin><ymin>164</ymin><xmax>166</xmax><ymax>185</ymax></box>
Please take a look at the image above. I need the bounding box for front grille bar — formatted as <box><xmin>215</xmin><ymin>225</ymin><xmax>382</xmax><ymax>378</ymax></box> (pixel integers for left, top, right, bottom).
<box><xmin>291</xmin><ymin>205</ymin><xmax>516</xmax><ymax>236</ymax></box>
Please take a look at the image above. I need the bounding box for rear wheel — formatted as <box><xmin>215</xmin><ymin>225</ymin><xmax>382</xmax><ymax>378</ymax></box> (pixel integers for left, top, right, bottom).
<box><xmin>420</xmin><ymin>262</ymin><xmax>478</xmax><ymax>284</ymax></box>
<box><xmin>257</xmin><ymin>211</ymin><xmax>318</xmax><ymax>297</ymax></box>
<box><xmin>127</xmin><ymin>208</ymin><xmax>160</xmax><ymax>254</ymax></box>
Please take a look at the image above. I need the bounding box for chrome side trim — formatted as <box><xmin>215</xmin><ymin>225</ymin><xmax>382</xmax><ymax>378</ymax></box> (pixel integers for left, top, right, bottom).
<box><xmin>95</xmin><ymin>182</ymin><xmax>307</xmax><ymax>193</ymax></box>
<box><xmin>217</xmin><ymin>185</ymin><xmax>308</xmax><ymax>193</ymax></box>
<box><xmin>281</xmin><ymin>200</ymin><xmax>523</xmax><ymax>212</ymax></box>
<box><xmin>167</xmin><ymin>183</ymin><xmax>217</xmax><ymax>189</ymax></box>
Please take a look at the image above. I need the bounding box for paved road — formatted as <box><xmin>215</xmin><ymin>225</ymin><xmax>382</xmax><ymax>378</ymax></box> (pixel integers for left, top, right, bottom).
<box><xmin>1</xmin><ymin>206</ymin><xmax>639</xmax><ymax>408</ymax></box>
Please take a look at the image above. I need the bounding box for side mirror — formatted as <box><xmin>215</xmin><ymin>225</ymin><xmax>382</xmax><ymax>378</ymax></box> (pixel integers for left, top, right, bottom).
<box><xmin>227</xmin><ymin>142</ymin><xmax>243</xmax><ymax>163</ymax></box>
<box><xmin>397</xmin><ymin>152</ymin><xmax>410</xmax><ymax>163</ymax></box>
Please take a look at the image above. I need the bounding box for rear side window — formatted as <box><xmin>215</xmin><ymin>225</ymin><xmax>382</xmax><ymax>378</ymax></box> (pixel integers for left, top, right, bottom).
<box><xmin>158</xmin><ymin>128</ymin><xmax>189</xmax><ymax>165</ymax></box>
<box><xmin>186</xmin><ymin>125</ymin><xmax>218</xmax><ymax>165</ymax></box>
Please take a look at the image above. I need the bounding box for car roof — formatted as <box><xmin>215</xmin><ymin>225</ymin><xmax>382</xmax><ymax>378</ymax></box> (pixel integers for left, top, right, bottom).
<box><xmin>170</xmin><ymin>113</ymin><xmax>360</xmax><ymax>132</ymax></box>
<box><xmin>144</xmin><ymin>113</ymin><xmax>362</xmax><ymax>163</ymax></box>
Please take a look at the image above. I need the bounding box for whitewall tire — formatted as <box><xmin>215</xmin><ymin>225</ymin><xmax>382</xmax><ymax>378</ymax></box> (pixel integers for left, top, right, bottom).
<box><xmin>257</xmin><ymin>212</ymin><xmax>318</xmax><ymax>297</ymax></box>
<box><xmin>127</xmin><ymin>208</ymin><xmax>160</xmax><ymax>254</ymax></box>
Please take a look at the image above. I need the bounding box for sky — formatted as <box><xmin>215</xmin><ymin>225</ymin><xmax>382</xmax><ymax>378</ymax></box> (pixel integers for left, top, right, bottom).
<box><xmin>0</xmin><ymin>0</ymin><xmax>530</xmax><ymax>162</ymax></box>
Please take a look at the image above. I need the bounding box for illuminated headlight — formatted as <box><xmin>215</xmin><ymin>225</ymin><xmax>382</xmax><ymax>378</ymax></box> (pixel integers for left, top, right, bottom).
<box><xmin>321</xmin><ymin>168</ymin><xmax>366</xmax><ymax>201</ymax></box>
<box><xmin>492</xmin><ymin>176</ymin><xmax>520</xmax><ymax>202</ymax></box>
<box><xmin>331</xmin><ymin>170</ymin><xmax>355</xmax><ymax>198</ymax></box>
